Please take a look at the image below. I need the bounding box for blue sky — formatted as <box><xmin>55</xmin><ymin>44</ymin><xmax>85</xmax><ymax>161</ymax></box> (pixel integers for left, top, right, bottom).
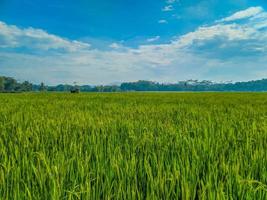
<box><xmin>0</xmin><ymin>0</ymin><xmax>267</xmax><ymax>84</ymax></box>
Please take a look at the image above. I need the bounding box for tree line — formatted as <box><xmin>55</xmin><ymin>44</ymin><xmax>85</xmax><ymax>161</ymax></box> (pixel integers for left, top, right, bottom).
<box><xmin>0</xmin><ymin>76</ymin><xmax>34</xmax><ymax>92</ymax></box>
<box><xmin>1</xmin><ymin>75</ymin><xmax>267</xmax><ymax>92</ymax></box>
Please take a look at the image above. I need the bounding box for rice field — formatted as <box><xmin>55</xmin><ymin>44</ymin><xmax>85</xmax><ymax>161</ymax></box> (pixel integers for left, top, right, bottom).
<box><xmin>0</xmin><ymin>92</ymin><xmax>267</xmax><ymax>200</ymax></box>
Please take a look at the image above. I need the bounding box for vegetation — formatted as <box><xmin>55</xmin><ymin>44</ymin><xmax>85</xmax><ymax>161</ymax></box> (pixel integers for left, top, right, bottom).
<box><xmin>39</xmin><ymin>82</ymin><xmax>47</xmax><ymax>92</ymax></box>
<box><xmin>0</xmin><ymin>92</ymin><xmax>267</xmax><ymax>199</ymax></box>
<box><xmin>2</xmin><ymin>75</ymin><xmax>267</xmax><ymax>92</ymax></box>
<box><xmin>0</xmin><ymin>76</ymin><xmax>33</xmax><ymax>92</ymax></box>
<box><xmin>47</xmin><ymin>79</ymin><xmax>267</xmax><ymax>92</ymax></box>
<box><xmin>120</xmin><ymin>79</ymin><xmax>267</xmax><ymax>92</ymax></box>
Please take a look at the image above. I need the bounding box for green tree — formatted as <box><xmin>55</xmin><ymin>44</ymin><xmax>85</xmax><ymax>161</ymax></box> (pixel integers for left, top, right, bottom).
<box><xmin>39</xmin><ymin>82</ymin><xmax>46</xmax><ymax>91</ymax></box>
<box><xmin>0</xmin><ymin>77</ymin><xmax>4</xmax><ymax>92</ymax></box>
<box><xmin>5</xmin><ymin>77</ymin><xmax>17</xmax><ymax>91</ymax></box>
<box><xmin>21</xmin><ymin>81</ymin><xmax>33</xmax><ymax>92</ymax></box>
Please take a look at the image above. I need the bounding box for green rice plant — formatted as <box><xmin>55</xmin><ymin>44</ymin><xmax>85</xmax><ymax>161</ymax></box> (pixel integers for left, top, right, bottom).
<box><xmin>0</xmin><ymin>92</ymin><xmax>266</xmax><ymax>199</ymax></box>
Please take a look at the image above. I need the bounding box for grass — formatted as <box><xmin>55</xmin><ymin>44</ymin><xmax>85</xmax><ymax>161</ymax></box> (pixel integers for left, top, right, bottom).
<box><xmin>0</xmin><ymin>92</ymin><xmax>267</xmax><ymax>199</ymax></box>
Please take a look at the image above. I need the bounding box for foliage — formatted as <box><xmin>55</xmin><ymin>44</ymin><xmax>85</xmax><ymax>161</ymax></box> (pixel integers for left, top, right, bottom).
<box><xmin>38</xmin><ymin>79</ymin><xmax>267</xmax><ymax>92</ymax></box>
<box><xmin>0</xmin><ymin>76</ymin><xmax>33</xmax><ymax>92</ymax></box>
<box><xmin>0</xmin><ymin>93</ymin><xmax>267</xmax><ymax>199</ymax></box>
<box><xmin>121</xmin><ymin>79</ymin><xmax>267</xmax><ymax>91</ymax></box>
<box><xmin>39</xmin><ymin>82</ymin><xmax>47</xmax><ymax>92</ymax></box>
<box><xmin>1</xmin><ymin>75</ymin><xmax>267</xmax><ymax>92</ymax></box>
<box><xmin>0</xmin><ymin>77</ymin><xmax>4</xmax><ymax>91</ymax></box>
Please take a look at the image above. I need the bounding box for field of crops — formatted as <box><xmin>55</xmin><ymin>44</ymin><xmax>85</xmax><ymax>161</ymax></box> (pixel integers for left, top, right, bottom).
<box><xmin>0</xmin><ymin>93</ymin><xmax>267</xmax><ymax>199</ymax></box>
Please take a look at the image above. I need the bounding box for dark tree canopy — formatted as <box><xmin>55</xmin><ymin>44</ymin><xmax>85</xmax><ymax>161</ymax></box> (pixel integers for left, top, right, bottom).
<box><xmin>0</xmin><ymin>77</ymin><xmax>4</xmax><ymax>92</ymax></box>
<box><xmin>1</xmin><ymin>75</ymin><xmax>267</xmax><ymax>93</ymax></box>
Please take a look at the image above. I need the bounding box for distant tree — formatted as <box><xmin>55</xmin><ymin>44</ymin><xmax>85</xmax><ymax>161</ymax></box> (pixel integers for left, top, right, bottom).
<box><xmin>20</xmin><ymin>81</ymin><xmax>33</xmax><ymax>91</ymax></box>
<box><xmin>39</xmin><ymin>82</ymin><xmax>46</xmax><ymax>91</ymax></box>
<box><xmin>4</xmin><ymin>77</ymin><xmax>17</xmax><ymax>91</ymax></box>
<box><xmin>0</xmin><ymin>77</ymin><xmax>4</xmax><ymax>92</ymax></box>
<box><xmin>95</xmin><ymin>86</ymin><xmax>104</xmax><ymax>92</ymax></box>
<box><xmin>80</xmin><ymin>85</ymin><xmax>92</xmax><ymax>92</ymax></box>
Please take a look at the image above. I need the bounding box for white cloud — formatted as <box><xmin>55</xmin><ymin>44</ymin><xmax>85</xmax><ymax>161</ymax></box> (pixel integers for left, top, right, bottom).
<box><xmin>109</xmin><ymin>43</ymin><xmax>121</xmax><ymax>49</ymax></box>
<box><xmin>220</xmin><ymin>7</ymin><xmax>263</xmax><ymax>22</ymax></box>
<box><xmin>146</xmin><ymin>36</ymin><xmax>160</xmax><ymax>42</ymax></box>
<box><xmin>162</xmin><ymin>5</ymin><xmax>174</xmax><ymax>12</ymax></box>
<box><xmin>174</xmin><ymin>24</ymin><xmax>256</xmax><ymax>48</ymax></box>
<box><xmin>166</xmin><ymin>0</ymin><xmax>176</xmax><ymax>4</ymax></box>
<box><xmin>158</xmin><ymin>19</ymin><xmax>168</xmax><ymax>24</ymax></box>
<box><xmin>0</xmin><ymin>21</ymin><xmax>91</xmax><ymax>51</ymax></box>
<box><xmin>1</xmin><ymin>6</ymin><xmax>267</xmax><ymax>84</ymax></box>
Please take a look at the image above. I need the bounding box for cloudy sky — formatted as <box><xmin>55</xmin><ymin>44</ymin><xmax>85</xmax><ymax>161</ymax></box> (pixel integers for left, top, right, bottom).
<box><xmin>0</xmin><ymin>0</ymin><xmax>267</xmax><ymax>85</ymax></box>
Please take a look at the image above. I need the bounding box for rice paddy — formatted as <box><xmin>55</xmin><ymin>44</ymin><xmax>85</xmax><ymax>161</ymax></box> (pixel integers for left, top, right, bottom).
<box><xmin>0</xmin><ymin>92</ymin><xmax>267</xmax><ymax>199</ymax></box>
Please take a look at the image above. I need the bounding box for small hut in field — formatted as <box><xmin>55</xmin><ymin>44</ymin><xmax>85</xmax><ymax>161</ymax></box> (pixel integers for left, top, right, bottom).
<box><xmin>70</xmin><ymin>82</ymin><xmax>80</xmax><ymax>93</ymax></box>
